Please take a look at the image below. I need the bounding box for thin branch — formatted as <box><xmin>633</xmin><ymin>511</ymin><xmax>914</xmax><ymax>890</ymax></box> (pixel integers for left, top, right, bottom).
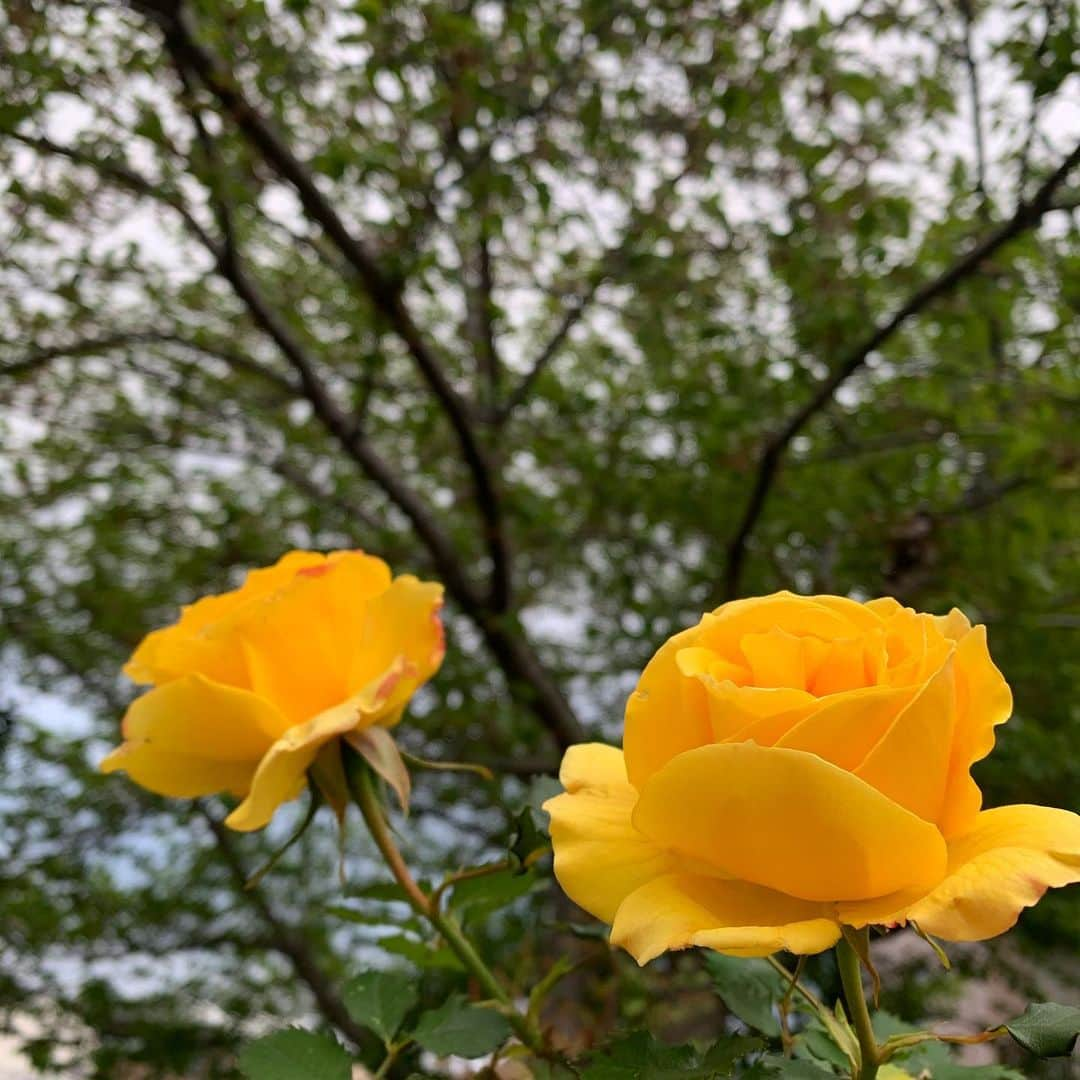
<box><xmin>3</xmin><ymin>130</ymin><xmax>216</xmax><ymax>248</ymax></box>
<box><xmin>1</xmin><ymin>328</ymin><xmax>298</xmax><ymax>393</ymax></box>
<box><xmin>474</xmin><ymin>223</ymin><xmax>501</xmax><ymax>411</ymax></box>
<box><xmin>959</xmin><ymin>0</ymin><xmax>989</xmax><ymax>209</ymax></box>
<box><xmin>717</xmin><ymin>138</ymin><xmax>1080</xmax><ymax>603</ymax></box>
<box><xmin>497</xmin><ymin>277</ymin><xmax>602</xmax><ymax>423</ymax></box>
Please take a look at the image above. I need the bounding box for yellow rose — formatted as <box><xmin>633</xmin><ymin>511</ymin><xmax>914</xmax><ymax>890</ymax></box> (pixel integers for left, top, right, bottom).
<box><xmin>102</xmin><ymin>550</ymin><xmax>444</xmax><ymax>831</ymax></box>
<box><xmin>544</xmin><ymin>592</ymin><xmax>1080</xmax><ymax>962</ymax></box>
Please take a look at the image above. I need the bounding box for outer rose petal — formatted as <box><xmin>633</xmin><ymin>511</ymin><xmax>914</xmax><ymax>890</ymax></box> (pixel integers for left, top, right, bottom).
<box><xmin>624</xmin><ymin>624</ymin><xmax>713</xmax><ymax>789</ymax></box>
<box><xmin>543</xmin><ymin>744</ymin><xmax>671</xmax><ymax>924</ymax></box>
<box><xmin>632</xmin><ymin>743</ymin><xmax>947</xmax><ymax>902</ymax></box>
<box><xmin>225</xmin><ymin>654</ymin><xmax>420</xmax><ymax>831</ymax></box>
<box><xmin>100</xmin><ymin>674</ymin><xmax>286</xmax><ymax>796</ymax></box>
<box><xmin>937</xmin><ymin>621</ymin><xmax>1013</xmax><ymax>837</ymax></box>
<box><xmin>610</xmin><ymin>873</ymin><xmax>841</xmax><ymax>963</ymax></box>
<box><xmin>903</xmin><ymin>805</ymin><xmax>1080</xmax><ymax>940</ymax></box>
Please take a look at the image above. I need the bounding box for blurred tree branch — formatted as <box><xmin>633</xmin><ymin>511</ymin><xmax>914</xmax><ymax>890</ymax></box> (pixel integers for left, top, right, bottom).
<box><xmin>718</xmin><ymin>137</ymin><xmax>1080</xmax><ymax>603</ymax></box>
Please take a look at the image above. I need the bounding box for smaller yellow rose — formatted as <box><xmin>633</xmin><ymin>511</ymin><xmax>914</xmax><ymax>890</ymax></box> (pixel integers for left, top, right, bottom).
<box><xmin>102</xmin><ymin>550</ymin><xmax>445</xmax><ymax>830</ymax></box>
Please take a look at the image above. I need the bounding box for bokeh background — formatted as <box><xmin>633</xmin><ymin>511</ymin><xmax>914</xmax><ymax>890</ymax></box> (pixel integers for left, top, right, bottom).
<box><xmin>1</xmin><ymin>0</ymin><xmax>1078</xmax><ymax>1075</ymax></box>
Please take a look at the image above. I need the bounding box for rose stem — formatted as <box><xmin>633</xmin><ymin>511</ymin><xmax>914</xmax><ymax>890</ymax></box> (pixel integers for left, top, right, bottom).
<box><xmin>348</xmin><ymin>760</ymin><xmax>545</xmax><ymax>1053</ymax></box>
<box><xmin>836</xmin><ymin>935</ymin><xmax>880</xmax><ymax>1080</ymax></box>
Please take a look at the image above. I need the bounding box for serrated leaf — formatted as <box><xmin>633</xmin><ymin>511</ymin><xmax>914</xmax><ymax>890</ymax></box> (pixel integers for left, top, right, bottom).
<box><xmin>343</xmin><ymin>970</ymin><xmax>418</xmax><ymax>1044</ymax></box>
<box><xmin>410</xmin><ymin>996</ymin><xmax>512</xmax><ymax>1057</ymax></box>
<box><xmin>1004</xmin><ymin>1001</ymin><xmax>1080</xmax><ymax>1058</ymax></box>
<box><xmin>238</xmin><ymin>1029</ymin><xmax>352</xmax><ymax>1080</ymax></box>
<box><xmin>705</xmin><ymin>953</ymin><xmax>786</xmax><ymax>1036</ymax></box>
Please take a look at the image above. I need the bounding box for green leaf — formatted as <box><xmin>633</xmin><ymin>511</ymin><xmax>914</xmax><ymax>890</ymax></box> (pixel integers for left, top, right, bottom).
<box><xmin>343</xmin><ymin>970</ymin><xmax>418</xmax><ymax>1044</ymax></box>
<box><xmin>377</xmin><ymin>934</ymin><xmax>464</xmax><ymax>971</ymax></box>
<box><xmin>1003</xmin><ymin>1001</ymin><xmax>1080</xmax><ymax>1058</ymax></box>
<box><xmin>924</xmin><ymin>1065</ymin><xmax>1024</xmax><ymax>1079</ymax></box>
<box><xmin>449</xmin><ymin>866</ymin><xmax>539</xmax><ymax>924</ymax></box>
<box><xmin>238</xmin><ymin>1029</ymin><xmax>352</xmax><ymax>1080</ymax></box>
<box><xmin>705</xmin><ymin>953</ymin><xmax>786</xmax><ymax>1036</ymax></box>
<box><xmin>508</xmin><ymin>805</ymin><xmax>551</xmax><ymax>869</ymax></box>
<box><xmin>581</xmin><ymin>1032</ymin><xmax>762</xmax><ymax>1078</ymax></box>
<box><xmin>410</xmin><ymin>996</ymin><xmax>512</xmax><ymax>1057</ymax></box>
<box><xmin>745</xmin><ymin>1055</ymin><xmax>837</xmax><ymax>1077</ymax></box>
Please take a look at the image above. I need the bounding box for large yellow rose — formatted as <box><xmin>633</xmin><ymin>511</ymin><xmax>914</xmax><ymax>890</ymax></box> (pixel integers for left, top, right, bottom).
<box><xmin>544</xmin><ymin>592</ymin><xmax>1080</xmax><ymax>962</ymax></box>
<box><xmin>102</xmin><ymin>550</ymin><xmax>444</xmax><ymax>831</ymax></box>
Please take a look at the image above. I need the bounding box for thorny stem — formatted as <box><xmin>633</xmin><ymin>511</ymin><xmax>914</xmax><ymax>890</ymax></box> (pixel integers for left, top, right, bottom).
<box><xmin>348</xmin><ymin>761</ymin><xmax>545</xmax><ymax>1053</ymax></box>
<box><xmin>837</xmin><ymin>937</ymin><xmax>880</xmax><ymax>1080</ymax></box>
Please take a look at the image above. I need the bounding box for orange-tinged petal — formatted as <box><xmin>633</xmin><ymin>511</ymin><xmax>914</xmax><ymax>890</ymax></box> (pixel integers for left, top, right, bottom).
<box><xmin>675</xmin><ymin>646</ymin><xmax>750</xmax><ymax>687</ymax></box>
<box><xmin>224</xmin><ymin>693</ymin><xmax>374</xmax><ymax>832</ymax></box>
<box><xmin>624</xmin><ymin>624</ymin><xmax>712</xmax><ymax>789</ymax></box>
<box><xmin>854</xmin><ymin>655</ymin><xmax>956</xmax><ymax>823</ymax></box>
<box><xmin>238</xmin><ymin>552</ymin><xmax>397</xmax><ymax>724</ymax></box>
<box><xmin>902</xmin><ymin>805</ymin><xmax>1080</xmax><ymax>940</ymax></box>
<box><xmin>124</xmin><ymin>551</ymin><xmax>328</xmax><ymax>686</ymax></box>
<box><xmin>865</xmin><ymin>596</ymin><xmax>904</xmax><ymax>618</ymax></box>
<box><xmin>775</xmin><ymin>685</ymin><xmax>915</xmax><ymax>771</ymax></box>
<box><xmin>808</xmin><ymin>635</ymin><xmax>878</xmax><ymax>696</ymax></box>
<box><xmin>632</xmin><ymin>743</ymin><xmax>947</xmax><ymax>902</ymax></box>
<box><xmin>610</xmin><ymin>873</ymin><xmax>841</xmax><ymax>963</ymax></box>
<box><xmin>346</xmin><ymin>575</ymin><xmax>445</xmax><ymax>717</ymax></box>
<box><xmin>706</xmin><ymin>682</ymin><xmax>818</xmax><ymax>743</ymax></box>
<box><xmin>937</xmin><ymin>623</ymin><xmax>1013</xmax><ymax>837</ymax></box>
<box><xmin>812</xmin><ymin>594</ymin><xmax>889</xmax><ymax>630</ymax></box>
<box><xmin>543</xmin><ymin>744</ymin><xmax>671</xmax><ymax>924</ymax></box>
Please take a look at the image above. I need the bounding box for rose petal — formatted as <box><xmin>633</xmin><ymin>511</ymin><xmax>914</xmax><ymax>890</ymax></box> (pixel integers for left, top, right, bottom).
<box><xmin>610</xmin><ymin>873</ymin><xmax>841</xmax><ymax>963</ymax></box>
<box><xmin>624</xmin><ymin>624</ymin><xmax>713</xmax><ymax>789</ymax></box>
<box><xmin>904</xmin><ymin>804</ymin><xmax>1080</xmax><ymax>940</ymax></box>
<box><xmin>543</xmin><ymin>744</ymin><xmax>671</xmax><ymax>924</ymax></box>
<box><xmin>936</xmin><ymin>622</ymin><xmax>1013</xmax><ymax>837</ymax></box>
<box><xmin>100</xmin><ymin>674</ymin><xmax>285</xmax><ymax>796</ymax></box>
<box><xmin>123</xmin><ymin>551</ymin><xmax>328</xmax><ymax>687</ymax></box>
<box><xmin>238</xmin><ymin>552</ymin><xmax>396</xmax><ymax>723</ymax></box>
<box><xmin>632</xmin><ymin>743</ymin><xmax>947</xmax><ymax>902</ymax></box>
<box><xmin>224</xmin><ymin>693</ymin><xmax>375</xmax><ymax>832</ymax></box>
<box><xmin>775</xmin><ymin>685</ymin><xmax>915</xmax><ymax>770</ymax></box>
<box><xmin>346</xmin><ymin>574</ymin><xmax>445</xmax><ymax>716</ymax></box>
<box><xmin>854</xmin><ymin>654</ymin><xmax>956</xmax><ymax>823</ymax></box>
